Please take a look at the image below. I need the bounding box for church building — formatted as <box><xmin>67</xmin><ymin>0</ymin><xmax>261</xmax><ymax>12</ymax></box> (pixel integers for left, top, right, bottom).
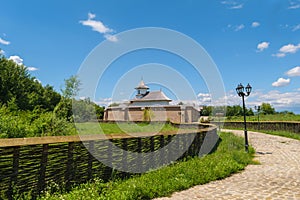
<box><xmin>104</xmin><ymin>80</ymin><xmax>200</xmax><ymax>123</ymax></box>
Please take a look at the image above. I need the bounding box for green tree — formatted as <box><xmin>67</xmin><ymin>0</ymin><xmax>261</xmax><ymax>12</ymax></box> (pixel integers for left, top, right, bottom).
<box><xmin>61</xmin><ymin>75</ymin><xmax>81</xmax><ymax>98</ymax></box>
<box><xmin>200</xmin><ymin>106</ymin><xmax>212</xmax><ymax>116</ymax></box>
<box><xmin>226</xmin><ymin>105</ymin><xmax>243</xmax><ymax>116</ymax></box>
<box><xmin>108</xmin><ymin>102</ymin><xmax>120</xmax><ymax>107</ymax></box>
<box><xmin>261</xmin><ymin>103</ymin><xmax>275</xmax><ymax>115</ymax></box>
<box><xmin>0</xmin><ymin>56</ymin><xmax>60</xmax><ymax>111</ymax></box>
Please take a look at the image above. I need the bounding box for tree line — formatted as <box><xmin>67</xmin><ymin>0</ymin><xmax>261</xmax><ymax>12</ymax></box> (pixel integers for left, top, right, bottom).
<box><xmin>200</xmin><ymin>102</ymin><xmax>293</xmax><ymax>117</ymax></box>
<box><xmin>0</xmin><ymin>55</ymin><xmax>104</xmax><ymax>138</ymax></box>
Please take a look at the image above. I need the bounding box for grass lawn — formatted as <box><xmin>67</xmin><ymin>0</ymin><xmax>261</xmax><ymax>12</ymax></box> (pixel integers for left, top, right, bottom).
<box><xmin>225</xmin><ymin>113</ymin><xmax>300</xmax><ymax>122</ymax></box>
<box><xmin>252</xmin><ymin>130</ymin><xmax>300</xmax><ymax>141</ymax></box>
<box><xmin>28</xmin><ymin>132</ymin><xmax>256</xmax><ymax>200</ymax></box>
<box><xmin>75</xmin><ymin>122</ymin><xmax>179</xmax><ymax>135</ymax></box>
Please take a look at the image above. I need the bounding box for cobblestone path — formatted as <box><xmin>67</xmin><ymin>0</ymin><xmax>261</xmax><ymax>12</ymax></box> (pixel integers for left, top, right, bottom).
<box><xmin>155</xmin><ymin>130</ymin><xmax>300</xmax><ymax>200</ymax></box>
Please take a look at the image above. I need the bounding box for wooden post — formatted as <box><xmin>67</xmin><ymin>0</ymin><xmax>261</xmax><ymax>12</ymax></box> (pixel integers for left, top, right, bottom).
<box><xmin>182</xmin><ymin>134</ymin><xmax>187</xmax><ymax>159</ymax></box>
<box><xmin>167</xmin><ymin>135</ymin><xmax>172</xmax><ymax>160</ymax></box>
<box><xmin>103</xmin><ymin>140</ymin><xmax>113</xmax><ymax>181</ymax></box>
<box><xmin>195</xmin><ymin>132</ymin><xmax>201</xmax><ymax>156</ymax></box>
<box><xmin>8</xmin><ymin>146</ymin><xmax>20</xmax><ymax>198</ymax></box>
<box><xmin>149</xmin><ymin>136</ymin><xmax>155</xmax><ymax>168</ymax></box>
<box><xmin>137</xmin><ymin>138</ymin><xmax>142</xmax><ymax>167</ymax></box>
<box><xmin>37</xmin><ymin>144</ymin><xmax>48</xmax><ymax>195</ymax></box>
<box><xmin>159</xmin><ymin>135</ymin><xmax>165</xmax><ymax>165</ymax></box>
<box><xmin>87</xmin><ymin>141</ymin><xmax>94</xmax><ymax>180</ymax></box>
<box><xmin>122</xmin><ymin>139</ymin><xmax>128</xmax><ymax>175</ymax></box>
<box><xmin>65</xmin><ymin>142</ymin><xmax>74</xmax><ymax>190</ymax></box>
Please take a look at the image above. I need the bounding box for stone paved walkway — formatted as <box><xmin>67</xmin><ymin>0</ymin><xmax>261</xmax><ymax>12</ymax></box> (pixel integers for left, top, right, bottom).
<box><xmin>155</xmin><ymin>130</ymin><xmax>300</xmax><ymax>200</ymax></box>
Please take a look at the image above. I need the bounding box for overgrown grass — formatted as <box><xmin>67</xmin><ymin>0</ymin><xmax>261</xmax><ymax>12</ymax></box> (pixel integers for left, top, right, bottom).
<box><xmin>31</xmin><ymin>132</ymin><xmax>255</xmax><ymax>200</ymax></box>
<box><xmin>226</xmin><ymin>113</ymin><xmax>300</xmax><ymax>122</ymax></box>
<box><xmin>75</xmin><ymin>122</ymin><xmax>179</xmax><ymax>135</ymax></box>
<box><xmin>252</xmin><ymin>130</ymin><xmax>300</xmax><ymax>141</ymax></box>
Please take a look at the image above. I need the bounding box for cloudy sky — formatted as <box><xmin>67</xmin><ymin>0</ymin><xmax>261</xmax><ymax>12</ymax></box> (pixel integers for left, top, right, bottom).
<box><xmin>1</xmin><ymin>0</ymin><xmax>300</xmax><ymax>112</ymax></box>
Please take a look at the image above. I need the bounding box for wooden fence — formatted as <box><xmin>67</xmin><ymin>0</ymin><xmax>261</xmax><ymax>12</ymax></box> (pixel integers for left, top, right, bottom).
<box><xmin>213</xmin><ymin>121</ymin><xmax>300</xmax><ymax>133</ymax></box>
<box><xmin>0</xmin><ymin>124</ymin><xmax>217</xmax><ymax>199</ymax></box>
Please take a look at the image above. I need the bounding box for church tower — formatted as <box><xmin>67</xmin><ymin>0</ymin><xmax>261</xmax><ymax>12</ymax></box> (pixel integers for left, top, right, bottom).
<box><xmin>135</xmin><ymin>79</ymin><xmax>149</xmax><ymax>98</ymax></box>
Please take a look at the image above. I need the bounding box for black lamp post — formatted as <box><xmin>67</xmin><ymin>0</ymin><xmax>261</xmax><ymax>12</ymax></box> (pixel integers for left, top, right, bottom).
<box><xmin>236</xmin><ymin>83</ymin><xmax>252</xmax><ymax>152</ymax></box>
<box><xmin>254</xmin><ymin>105</ymin><xmax>261</xmax><ymax>130</ymax></box>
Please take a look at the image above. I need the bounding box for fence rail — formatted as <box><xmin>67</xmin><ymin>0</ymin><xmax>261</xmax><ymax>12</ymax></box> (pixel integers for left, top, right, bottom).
<box><xmin>213</xmin><ymin>121</ymin><xmax>300</xmax><ymax>133</ymax></box>
<box><xmin>0</xmin><ymin>124</ymin><xmax>217</xmax><ymax>199</ymax></box>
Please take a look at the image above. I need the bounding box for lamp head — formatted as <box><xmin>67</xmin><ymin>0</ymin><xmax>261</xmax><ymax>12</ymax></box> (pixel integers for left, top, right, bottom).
<box><xmin>236</xmin><ymin>83</ymin><xmax>244</xmax><ymax>96</ymax></box>
<box><xmin>245</xmin><ymin>83</ymin><xmax>252</xmax><ymax>96</ymax></box>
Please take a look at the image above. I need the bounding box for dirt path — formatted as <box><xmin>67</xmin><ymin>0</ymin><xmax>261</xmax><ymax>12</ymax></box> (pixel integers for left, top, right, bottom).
<box><xmin>155</xmin><ymin>130</ymin><xmax>300</xmax><ymax>200</ymax></box>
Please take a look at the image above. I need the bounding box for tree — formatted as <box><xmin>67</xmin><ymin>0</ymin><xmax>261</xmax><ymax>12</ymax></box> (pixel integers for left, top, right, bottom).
<box><xmin>200</xmin><ymin>106</ymin><xmax>212</xmax><ymax>116</ymax></box>
<box><xmin>61</xmin><ymin>75</ymin><xmax>81</xmax><ymax>98</ymax></box>
<box><xmin>261</xmin><ymin>103</ymin><xmax>275</xmax><ymax>115</ymax></box>
<box><xmin>0</xmin><ymin>56</ymin><xmax>61</xmax><ymax>111</ymax></box>
<box><xmin>108</xmin><ymin>102</ymin><xmax>120</xmax><ymax>107</ymax></box>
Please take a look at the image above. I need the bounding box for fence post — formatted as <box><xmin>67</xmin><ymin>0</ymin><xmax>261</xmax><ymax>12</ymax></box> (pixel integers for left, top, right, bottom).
<box><xmin>159</xmin><ymin>135</ymin><xmax>165</xmax><ymax>165</ymax></box>
<box><xmin>87</xmin><ymin>141</ymin><xmax>94</xmax><ymax>180</ymax></box>
<box><xmin>103</xmin><ymin>140</ymin><xmax>113</xmax><ymax>181</ymax></box>
<box><xmin>167</xmin><ymin>135</ymin><xmax>172</xmax><ymax>161</ymax></box>
<box><xmin>121</xmin><ymin>139</ymin><xmax>128</xmax><ymax>177</ymax></box>
<box><xmin>195</xmin><ymin>132</ymin><xmax>201</xmax><ymax>156</ymax></box>
<box><xmin>8</xmin><ymin>146</ymin><xmax>20</xmax><ymax>198</ymax></box>
<box><xmin>37</xmin><ymin>144</ymin><xmax>48</xmax><ymax>195</ymax></box>
<box><xmin>137</xmin><ymin>138</ymin><xmax>142</xmax><ymax>168</ymax></box>
<box><xmin>65</xmin><ymin>142</ymin><xmax>74</xmax><ymax>190</ymax></box>
<box><xmin>149</xmin><ymin>136</ymin><xmax>155</xmax><ymax>168</ymax></box>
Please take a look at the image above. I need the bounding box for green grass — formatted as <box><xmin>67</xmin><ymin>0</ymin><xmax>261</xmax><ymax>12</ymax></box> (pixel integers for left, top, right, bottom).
<box><xmin>75</xmin><ymin>122</ymin><xmax>179</xmax><ymax>135</ymax></box>
<box><xmin>251</xmin><ymin>130</ymin><xmax>300</xmax><ymax>141</ymax></box>
<box><xmin>32</xmin><ymin>132</ymin><xmax>255</xmax><ymax>200</ymax></box>
<box><xmin>225</xmin><ymin>113</ymin><xmax>300</xmax><ymax>122</ymax></box>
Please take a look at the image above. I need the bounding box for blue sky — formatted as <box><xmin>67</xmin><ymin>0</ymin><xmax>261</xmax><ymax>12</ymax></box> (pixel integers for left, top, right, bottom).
<box><xmin>1</xmin><ymin>0</ymin><xmax>300</xmax><ymax>112</ymax></box>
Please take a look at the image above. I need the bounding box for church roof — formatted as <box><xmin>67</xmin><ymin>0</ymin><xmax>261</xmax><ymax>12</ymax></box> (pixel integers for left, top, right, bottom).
<box><xmin>135</xmin><ymin>79</ymin><xmax>149</xmax><ymax>90</ymax></box>
<box><xmin>131</xmin><ymin>91</ymin><xmax>171</xmax><ymax>102</ymax></box>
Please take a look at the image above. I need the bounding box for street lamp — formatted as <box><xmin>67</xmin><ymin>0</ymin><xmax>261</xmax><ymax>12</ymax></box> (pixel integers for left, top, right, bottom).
<box><xmin>236</xmin><ymin>83</ymin><xmax>252</xmax><ymax>152</ymax></box>
<box><xmin>254</xmin><ymin>105</ymin><xmax>261</xmax><ymax>130</ymax></box>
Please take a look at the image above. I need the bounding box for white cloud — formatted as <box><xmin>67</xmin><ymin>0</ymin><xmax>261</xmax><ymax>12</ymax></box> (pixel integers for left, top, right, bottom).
<box><xmin>9</xmin><ymin>55</ymin><xmax>39</xmax><ymax>71</ymax></box>
<box><xmin>251</xmin><ymin>22</ymin><xmax>260</xmax><ymax>28</ymax></box>
<box><xmin>80</xmin><ymin>12</ymin><xmax>118</xmax><ymax>42</ymax></box>
<box><xmin>286</xmin><ymin>66</ymin><xmax>300</xmax><ymax>77</ymax></box>
<box><xmin>292</xmin><ymin>24</ymin><xmax>300</xmax><ymax>31</ymax></box>
<box><xmin>221</xmin><ymin>1</ymin><xmax>244</xmax><ymax>9</ymax></box>
<box><xmin>88</xmin><ymin>12</ymin><xmax>96</xmax><ymax>19</ymax></box>
<box><xmin>27</xmin><ymin>67</ymin><xmax>39</xmax><ymax>71</ymax></box>
<box><xmin>257</xmin><ymin>42</ymin><xmax>269</xmax><ymax>52</ymax></box>
<box><xmin>197</xmin><ymin>89</ymin><xmax>300</xmax><ymax>113</ymax></box>
<box><xmin>9</xmin><ymin>55</ymin><xmax>23</xmax><ymax>65</ymax></box>
<box><xmin>272</xmin><ymin>78</ymin><xmax>290</xmax><ymax>87</ymax></box>
<box><xmin>34</xmin><ymin>78</ymin><xmax>41</xmax><ymax>84</ymax></box>
<box><xmin>197</xmin><ymin>93</ymin><xmax>212</xmax><ymax>104</ymax></box>
<box><xmin>0</xmin><ymin>49</ymin><xmax>4</xmax><ymax>54</ymax></box>
<box><xmin>250</xmin><ymin>90</ymin><xmax>300</xmax><ymax>111</ymax></box>
<box><xmin>104</xmin><ymin>34</ymin><xmax>118</xmax><ymax>42</ymax></box>
<box><xmin>288</xmin><ymin>1</ymin><xmax>300</xmax><ymax>9</ymax></box>
<box><xmin>0</xmin><ymin>37</ymin><xmax>10</xmax><ymax>45</ymax></box>
<box><xmin>272</xmin><ymin>53</ymin><xmax>286</xmax><ymax>58</ymax></box>
<box><xmin>95</xmin><ymin>97</ymin><xmax>113</xmax><ymax>107</ymax></box>
<box><xmin>230</xmin><ymin>4</ymin><xmax>243</xmax><ymax>9</ymax></box>
<box><xmin>235</xmin><ymin>24</ymin><xmax>245</xmax><ymax>31</ymax></box>
<box><xmin>80</xmin><ymin>12</ymin><xmax>112</xmax><ymax>34</ymax></box>
<box><xmin>280</xmin><ymin>43</ymin><xmax>300</xmax><ymax>53</ymax></box>
<box><xmin>273</xmin><ymin>43</ymin><xmax>300</xmax><ymax>57</ymax></box>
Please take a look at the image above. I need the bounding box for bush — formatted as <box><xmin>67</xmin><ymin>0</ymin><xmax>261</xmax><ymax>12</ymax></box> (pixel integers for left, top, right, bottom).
<box><xmin>0</xmin><ymin>105</ymin><xmax>76</xmax><ymax>138</ymax></box>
